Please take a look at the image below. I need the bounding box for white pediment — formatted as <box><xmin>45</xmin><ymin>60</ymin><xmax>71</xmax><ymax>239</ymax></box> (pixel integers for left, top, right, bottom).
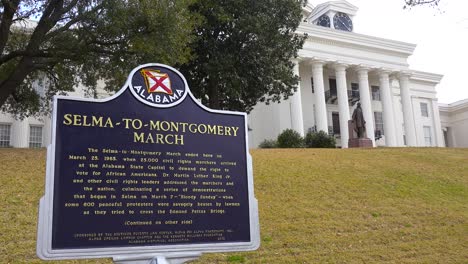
<box><xmin>307</xmin><ymin>0</ymin><xmax>358</xmax><ymax>22</ymax></box>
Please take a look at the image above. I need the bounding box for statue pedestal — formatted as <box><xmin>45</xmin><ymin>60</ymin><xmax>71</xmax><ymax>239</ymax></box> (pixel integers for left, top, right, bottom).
<box><xmin>348</xmin><ymin>138</ymin><xmax>373</xmax><ymax>148</ymax></box>
<box><xmin>347</xmin><ymin>120</ymin><xmax>373</xmax><ymax>148</ymax></box>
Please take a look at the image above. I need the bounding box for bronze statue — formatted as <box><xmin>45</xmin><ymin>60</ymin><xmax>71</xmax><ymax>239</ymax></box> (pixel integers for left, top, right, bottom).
<box><xmin>352</xmin><ymin>102</ymin><xmax>366</xmax><ymax>138</ymax></box>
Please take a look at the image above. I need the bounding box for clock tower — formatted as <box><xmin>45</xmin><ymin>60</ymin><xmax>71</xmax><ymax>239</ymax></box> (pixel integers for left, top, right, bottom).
<box><xmin>306</xmin><ymin>0</ymin><xmax>358</xmax><ymax>32</ymax></box>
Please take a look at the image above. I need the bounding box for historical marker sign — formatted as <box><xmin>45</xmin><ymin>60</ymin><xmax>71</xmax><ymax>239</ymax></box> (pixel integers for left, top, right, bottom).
<box><xmin>37</xmin><ymin>64</ymin><xmax>260</xmax><ymax>261</ymax></box>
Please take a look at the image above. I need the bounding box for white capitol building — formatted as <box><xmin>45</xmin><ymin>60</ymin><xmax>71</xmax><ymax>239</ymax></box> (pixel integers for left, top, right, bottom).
<box><xmin>1</xmin><ymin>1</ymin><xmax>467</xmax><ymax>149</ymax></box>
<box><xmin>248</xmin><ymin>1</ymin><xmax>468</xmax><ymax>148</ymax></box>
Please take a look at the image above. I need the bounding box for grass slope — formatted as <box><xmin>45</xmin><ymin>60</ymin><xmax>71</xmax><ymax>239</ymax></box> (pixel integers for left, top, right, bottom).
<box><xmin>0</xmin><ymin>148</ymin><xmax>467</xmax><ymax>263</ymax></box>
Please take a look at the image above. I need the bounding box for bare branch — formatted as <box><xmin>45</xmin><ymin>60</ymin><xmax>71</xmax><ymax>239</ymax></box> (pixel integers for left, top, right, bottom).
<box><xmin>44</xmin><ymin>3</ymin><xmax>105</xmax><ymax>42</ymax></box>
<box><xmin>24</xmin><ymin>0</ymin><xmax>64</xmax><ymax>52</ymax></box>
<box><xmin>404</xmin><ymin>0</ymin><xmax>440</xmax><ymax>8</ymax></box>
<box><xmin>0</xmin><ymin>50</ymin><xmax>56</xmax><ymax>64</ymax></box>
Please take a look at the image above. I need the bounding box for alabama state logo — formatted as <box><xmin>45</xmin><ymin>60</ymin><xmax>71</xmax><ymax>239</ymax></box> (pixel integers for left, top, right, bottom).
<box><xmin>129</xmin><ymin>64</ymin><xmax>188</xmax><ymax>108</ymax></box>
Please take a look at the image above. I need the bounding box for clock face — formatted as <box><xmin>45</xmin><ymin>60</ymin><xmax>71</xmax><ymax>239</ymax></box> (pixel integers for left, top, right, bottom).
<box><xmin>333</xmin><ymin>12</ymin><xmax>353</xmax><ymax>31</ymax></box>
<box><xmin>317</xmin><ymin>15</ymin><xmax>331</xmax><ymax>28</ymax></box>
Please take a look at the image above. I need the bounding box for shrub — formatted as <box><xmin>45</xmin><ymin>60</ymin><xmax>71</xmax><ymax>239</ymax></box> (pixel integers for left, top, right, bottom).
<box><xmin>276</xmin><ymin>129</ymin><xmax>304</xmax><ymax>148</ymax></box>
<box><xmin>304</xmin><ymin>131</ymin><xmax>336</xmax><ymax>148</ymax></box>
<box><xmin>258</xmin><ymin>139</ymin><xmax>277</xmax><ymax>148</ymax></box>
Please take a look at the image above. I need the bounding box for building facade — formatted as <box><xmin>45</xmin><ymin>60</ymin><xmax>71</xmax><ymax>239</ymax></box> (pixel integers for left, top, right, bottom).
<box><xmin>248</xmin><ymin>1</ymin><xmax>446</xmax><ymax>148</ymax></box>
<box><xmin>0</xmin><ymin>114</ymin><xmax>51</xmax><ymax>148</ymax></box>
<box><xmin>439</xmin><ymin>99</ymin><xmax>468</xmax><ymax>147</ymax></box>
<box><xmin>0</xmin><ymin>81</ymin><xmax>109</xmax><ymax>148</ymax></box>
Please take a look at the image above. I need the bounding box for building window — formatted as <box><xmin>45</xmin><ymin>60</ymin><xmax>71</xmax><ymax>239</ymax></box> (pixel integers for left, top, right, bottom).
<box><xmin>34</xmin><ymin>77</ymin><xmax>46</xmax><ymax>97</ymax></box>
<box><xmin>316</xmin><ymin>14</ymin><xmax>331</xmax><ymax>28</ymax></box>
<box><xmin>420</xmin><ymin>102</ymin><xmax>429</xmax><ymax>117</ymax></box>
<box><xmin>374</xmin><ymin>112</ymin><xmax>384</xmax><ymax>136</ymax></box>
<box><xmin>371</xmin><ymin>86</ymin><xmax>381</xmax><ymax>101</ymax></box>
<box><xmin>443</xmin><ymin>129</ymin><xmax>449</xmax><ymax>147</ymax></box>
<box><xmin>311</xmin><ymin>77</ymin><xmax>314</xmax><ymax>93</ymax></box>
<box><xmin>402</xmin><ymin>124</ymin><xmax>406</xmax><ymax>146</ymax></box>
<box><xmin>29</xmin><ymin>126</ymin><xmax>43</xmax><ymax>148</ymax></box>
<box><xmin>423</xmin><ymin>126</ymin><xmax>432</xmax><ymax>146</ymax></box>
<box><xmin>349</xmin><ymin>83</ymin><xmax>359</xmax><ymax>100</ymax></box>
<box><xmin>0</xmin><ymin>124</ymin><xmax>11</xmax><ymax>147</ymax></box>
<box><xmin>332</xmin><ymin>112</ymin><xmax>340</xmax><ymax>135</ymax></box>
<box><xmin>329</xmin><ymin>79</ymin><xmax>337</xmax><ymax>96</ymax></box>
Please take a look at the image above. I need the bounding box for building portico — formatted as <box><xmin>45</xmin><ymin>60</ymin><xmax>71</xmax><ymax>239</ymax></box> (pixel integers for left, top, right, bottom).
<box><xmin>289</xmin><ymin>61</ymin><xmax>441</xmax><ymax>147</ymax></box>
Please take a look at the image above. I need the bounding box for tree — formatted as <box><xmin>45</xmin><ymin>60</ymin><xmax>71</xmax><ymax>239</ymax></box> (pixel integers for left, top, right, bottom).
<box><xmin>404</xmin><ymin>0</ymin><xmax>441</xmax><ymax>9</ymax></box>
<box><xmin>0</xmin><ymin>0</ymin><xmax>199</xmax><ymax>118</ymax></box>
<box><xmin>180</xmin><ymin>0</ymin><xmax>306</xmax><ymax>112</ymax></box>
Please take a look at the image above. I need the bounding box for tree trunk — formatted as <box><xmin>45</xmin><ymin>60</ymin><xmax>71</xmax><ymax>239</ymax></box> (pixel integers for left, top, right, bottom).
<box><xmin>0</xmin><ymin>0</ymin><xmax>21</xmax><ymax>55</ymax></box>
<box><xmin>0</xmin><ymin>58</ymin><xmax>34</xmax><ymax>106</ymax></box>
<box><xmin>208</xmin><ymin>81</ymin><xmax>220</xmax><ymax>110</ymax></box>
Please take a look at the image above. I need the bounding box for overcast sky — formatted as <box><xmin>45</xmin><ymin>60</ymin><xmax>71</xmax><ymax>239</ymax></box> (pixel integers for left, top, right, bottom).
<box><xmin>314</xmin><ymin>0</ymin><xmax>468</xmax><ymax>104</ymax></box>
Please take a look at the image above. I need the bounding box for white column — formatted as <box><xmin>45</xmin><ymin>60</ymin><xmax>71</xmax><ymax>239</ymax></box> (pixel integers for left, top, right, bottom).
<box><xmin>335</xmin><ymin>64</ymin><xmax>350</xmax><ymax>148</ymax></box>
<box><xmin>311</xmin><ymin>61</ymin><xmax>328</xmax><ymax>133</ymax></box>
<box><xmin>391</xmin><ymin>76</ymin><xmax>405</xmax><ymax>146</ymax></box>
<box><xmin>11</xmin><ymin>119</ymin><xmax>29</xmax><ymax>148</ymax></box>
<box><xmin>43</xmin><ymin>115</ymin><xmax>52</xmax><ymax>147</ymax></box>
<box><xmin>290</xmin><ymin>60</ymin><xmax>304</xmax><ymax>136</ymax></box>
<box><xmin>431</xmin><ymin>99</ymin><xmax>444</xmax><ymax>147</ymax></box>
<box><xmin>357</xmin><ymin>68</ymin><xmax>375</xmax><ymax>146</ymax></box>
<box><xmin>379</xmin><ymin>71</ymin><xmax>397</xmax><ymax>146</ymax></box>
<box><xmin>412</xmin><ymin>99</ymin><xmax>423</xmax><ymax>146</ymax></box>
<box><xmin>399</xmin><ymin>73</ymin><xmax>417</xmax><ymax>146</ymax></box>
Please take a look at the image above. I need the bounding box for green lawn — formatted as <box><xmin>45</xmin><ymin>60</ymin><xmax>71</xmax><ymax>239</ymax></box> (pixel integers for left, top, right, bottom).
<box><xmin>1</xmin><ymin>148</ymin><xmax>467</xmax><ymax>263</ymax></box>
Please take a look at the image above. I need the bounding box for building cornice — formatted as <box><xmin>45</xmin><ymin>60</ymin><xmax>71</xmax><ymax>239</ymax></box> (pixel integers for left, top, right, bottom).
<box><xmin>439</xmin><ymin>98</ymin><xmax>468</xmax><ymax>113</ymax></box>
<box><xmin>302</xmin><ymin>3</ymin><xmax>315</xmax><ymax>16</ymax></box>
<box><xmin>410</xmin><ymin>70</ymin><xmax>444</xmax><ymax>84</ymax></box>
<box><xmin>438</xmin><ymin>105</ymin><xmax>450</xmax><ymax>112</ymax></box>
<box><xmin>411</xmin><ymin>88</ymin><xmax>437</xmax><ymax>95</ymax></box>
<box><xmin>298</xmin><ymin>48</ymin><xmax>410</xmax><ymax>70</ymax></box>
<box><xmin>296</xmin><ymin>23</ymin><xmax>417</xmax><ymax>56</ymax></box>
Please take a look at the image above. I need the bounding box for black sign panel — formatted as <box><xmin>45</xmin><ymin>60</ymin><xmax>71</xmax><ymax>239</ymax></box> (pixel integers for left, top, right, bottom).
<box><xmin>48</xmin><ymin>64</ymin><xmax>254</xmax><ymax>250</ymax></box>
